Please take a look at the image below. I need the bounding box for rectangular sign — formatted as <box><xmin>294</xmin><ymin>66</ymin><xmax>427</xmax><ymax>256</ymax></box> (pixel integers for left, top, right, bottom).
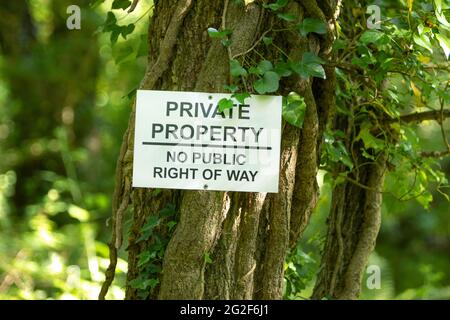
<box><xmin>132</xmin><ymin>90</ymin><xmax>282</xmax><ymax>193</ymax></box>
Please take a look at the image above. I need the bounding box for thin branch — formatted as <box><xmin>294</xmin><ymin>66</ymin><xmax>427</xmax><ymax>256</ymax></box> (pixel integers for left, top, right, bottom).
<box><xmin>232</xmin><ymin>27</ymin><xmax>272</xmax><ymax>59</ymax></box>
<box><xmin>128</xmin><ymin>0</ymin><xmax>139</xmax><ymax>13</ymax></box>
<box><xmin>386</xmin><ymin>109</ymin><xmax>450</xmax><ymax>124</ymax></box>
<box><xmin>419</xmin><ymin>149</ymin><xmax>450</xmax><ymax>158</ymax></box>
<box><xmin>438</xmin><ymin>82</ymin><xmax>450</xmax><ymax>153</ymax></box>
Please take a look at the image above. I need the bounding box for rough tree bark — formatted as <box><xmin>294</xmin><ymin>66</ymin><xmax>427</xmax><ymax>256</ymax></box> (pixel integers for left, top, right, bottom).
<box><xmin>312</xmin><ymin>111</ymin><xmax>388</xmax><ymax>300</ymax></box>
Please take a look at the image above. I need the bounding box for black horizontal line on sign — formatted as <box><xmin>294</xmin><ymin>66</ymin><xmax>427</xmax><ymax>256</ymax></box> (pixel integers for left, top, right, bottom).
<box><xmin>142</xmin><ymin>141</ymin><xmax>272</xmax><ymax>150</ymax></box>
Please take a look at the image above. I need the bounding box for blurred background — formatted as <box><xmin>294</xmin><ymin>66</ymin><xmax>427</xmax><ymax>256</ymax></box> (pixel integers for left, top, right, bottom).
<box><xmin>0</xmin><ymin>0</ymin><xmax>448</xmax><ymax>300</ymax></box>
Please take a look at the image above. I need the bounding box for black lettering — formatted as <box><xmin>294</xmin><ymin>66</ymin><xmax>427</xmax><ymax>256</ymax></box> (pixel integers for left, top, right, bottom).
<box><xmin>180</xmin><ymin>125</ymin><xmax>194</xmax><ymax>139</ymax></box>
<box><xmin>167</xmin><ymin>151</ymin><xmax>176</xmax><ymax>162</ymax></box>
<box><xmin>151</xmin><ymin>123</ymin><xmax>164</xmax><ymax>138</ymax></box>
<box><xmin>239</xmin><ymin>104</ymin><xmax>250</xmax><ymax>119</ymax></box>
<box><xmin>180</xmin><ymin>102</ymin><xmax>193</xmax><ymax>117</ymax></box>
<box><xmin>196</xmin><ymin>125</ymin><xmax>208</xmax><ymax>140</ymax></box>
<box><xmin>166</xmin><ymin>102</ymin><xmax>178</xmax><ymax>116</ymax></box>
<box><xmin>200</xmin><ymin>103</ymin><xmax>215</xmax><ymax>118</ymax></box>
<box><xmin>251</xmin><ymin>127</ymin><xmax>264</xmax><ymax>143</ymax></box>
<box><xmin>165</xmin><ymin>124</ymin><xmax>178</xmax><ymax>139</ymax></box>
<box><xmin>223</xmin><ymin>126</ymin><xmax>237</xmax><ymax>142</ymax></box>
<box><xmin>153</xmin><ymin>167</ymin><xmax>163</xmax><ymax>178</ymax></box>
<box><xmin>210</xmin><ymin>126</ymin><xmax>222</xmax><ymax>141</ymax></box>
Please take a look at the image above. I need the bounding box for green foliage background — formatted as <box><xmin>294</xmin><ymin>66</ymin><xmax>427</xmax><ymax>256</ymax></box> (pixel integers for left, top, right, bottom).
<box><xmin>0</xmin><ymin>0</ymin><xmax>448</xmax><ymax>300</ymax></box>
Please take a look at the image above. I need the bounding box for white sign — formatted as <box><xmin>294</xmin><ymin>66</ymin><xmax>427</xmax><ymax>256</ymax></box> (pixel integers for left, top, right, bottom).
<box><xmin>132</xmin><ymin>90</ymin><xmax>282</xmax><ymax>193</ymax></box>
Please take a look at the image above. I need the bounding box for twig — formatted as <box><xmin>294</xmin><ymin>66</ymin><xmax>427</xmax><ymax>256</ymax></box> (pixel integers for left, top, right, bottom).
<box><xmin>232</xmin><ymin>26</ymin><xmax>272</xmax><ymax>59</ymax></box>
<box><xmin>128</xmin><ymin>0</ymin><xmax>139</xmax><ymax>13</ymax></box>
<box><xmin>385</xmin><ymin>109</ymin><xmax>450</xmax><ymax>124</ymax></box>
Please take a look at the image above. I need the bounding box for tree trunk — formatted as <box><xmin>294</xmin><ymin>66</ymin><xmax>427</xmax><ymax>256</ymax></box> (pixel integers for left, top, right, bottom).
<box><xmin>99</xmin><ymin>0</ymin><xmax>342</xmax><ymax>300</ymax></box>
<box><xmin>312</xmin><ymin>115</ymin><xmax>388</xmax><ymax>299</ymax></box>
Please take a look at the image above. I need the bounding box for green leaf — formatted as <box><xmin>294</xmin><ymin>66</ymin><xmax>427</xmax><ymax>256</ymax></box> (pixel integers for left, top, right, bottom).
<box><xmin>274</xmin><ymin>61</ymin><xmax>292</xmax><ymax>77</ymax></box>
<box><xmin>110</xmin><ymin>29</ymin><xmax>121</xmax><ymax>44</ymax></box>
<box><xmin>360</xmin><ymin>30</ymin><xmax>384</xmax><ymax>44</ymax></box>
<box><xmin>248</xmin><ymin>60</ymin><xmax>273</xmax><ymax>76</ymax></box>
<box><xmin>218</xmin><ymin>98</ymin><xmax>234</xmax><ymax>112</ymax></box>
<box><xmin>112</xmin><ymin>0</ymin><xmax>131</xmax><ymax>10</ymax></box>
<box><xmin>221</xmin><ymin>39</ymin><xmax>232</xmax><ymax>47</ymax></box>
<box><xmin>224</xmin><ymin>84</ymin><xmax>238</xmax><ymax>92</ymax></box>
<box><xmin>103</xmin><ymin>12</ymin><xmax>117</xmax><ymax>32</ymax></box>
<box><xmin>282</xmin><ymin>94</ymin><xmax>307</xmax><ymax>128</ymax></box>
<box><xmin>129</xmin><ymin>278</ymin><xmax>159</xmax><ymax>290</ymax></box>
<box><xmin>302</xmin><ymin>52</ymin><xmax>325</xmax><ymax>64</ymax></box>
<box><xmin>120</xmin><ymin>24</ymin><xmax>135</xmax><ymax>39</ymax></box>
<box><xmin>436</xmin><ymin>33</ymin><xmax>450</xmax><ymax>59</ymax></box>
<box><xmin>258</xmin><ymin>60</ymin><xmax>274</xmax><ymax>74</ymax></box>
<box><xmin>297</xmin><ymin>18</ymin><xmax>327</xmax><ymax>37</ymax></box>
<box><xmin>159</xmin><ymin>203</ymin><xmax>176</xmax><ymax>217</ymax></box>
<box><xmin>167</xmin><ymin>221</ymin><xmax>177</xmax><ymax>231</ymax></box>
<box><xmin>232</xmin><ymin>92</ymin><xmax>251</xmax><ymax>104</ymax></box>
<box><xmin>434</xmin><ymin>0</ymin><xmax>450</xmax><ymax>30</ymax></box>
<box><xmin>291</xmin><ymin>52</ymin><xmax>326</xmax><ymax>79</ymax></box>
<box><xmin>230</xmin><ymin>59</ymin><xmax>247</xmax><ymax>77</ymax></box>
<box><xmin>323</xmin><ymin>132</ymin><xmax>353</xmax><ymax>170</ymax></box>
<box><xmin>263</xmin><ymin>36</ymin><xmax>273</xmax><ymax>45</ymax></box>
<box><xmin>277</xmin><ymin>13</ymin><xmax>296</xmax><ymax>22</ymax></box>
<box><xmin>356</xmin><ymin>126</ymin><xmax>385</xmax><ymax>151</ymax></box>
<box><xmin>263</xmin><ymin>0</ymin><xmax>288</xmax><ymax>11</ymax></box>
<box><xmin>204</xmin><ymin>253</ymin><xmax>213</xmax><ymax>264</ymax></box>
<box><xmin>254</xmin><ymin>71</ymin><xmax>280</xmax><ymax>94</ymax></box>
<box><xmin>207</xmin><ymin>27</ymin><xmax>231</xmax><ymax>39</ymax></box>
<box><xmin>413</xmin><ymin>33</ymin><xmax>433</xmax><ymax>53</ymax></box>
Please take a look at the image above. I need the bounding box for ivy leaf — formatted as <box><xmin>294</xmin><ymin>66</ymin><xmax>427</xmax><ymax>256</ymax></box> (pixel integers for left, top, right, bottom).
<box><xmin>258</xmin><ymin>60</ymin><xmax>274</xmax><ymax>74</ymax></box>
<box><xmin>277</xmin><ymin>13</ymin><xmax>296</xmax><ymax>22</ymax></box>
<box><xmin>221</xmin><ymin>39</ymin><xmax>232</xmax><ymax>47</ymax></box>
<box><xmin>323</xmin><ymin>132</ymin><xmax>354</xmax><ymax>170</ymax></box>
<box><xmin>129</xmin><ymin>278</ymin><xmax>159</xmax><ymax>290</ymax></box>
<box><xmin>282</xmin><ymin>94</ymin><xmax>307</xmax><ymax>128</ymax></box>
<box><xmin>297</xmin><ymin>18</ymin><xmax>327</xmax><ymax>37</ymax></box>
<box><xmin>112</xmin><ymin>0</ymin><xmax>131</xmax><ymax>10</ymax></box>
<box><xmin>103</xmin><ymin>12</ymin><xmax>117</xmax><ymax>32</ymax></box>
<box><xmin>356</xmin><ymin>126</ymin><xmax>385</xmax><ymax>151</ymax></box>
<box><xmin>121</xmin><ymin>24</ymin><xmax>135</xmax><ymax>39</ymax></box>
<box><xmin>218</xmin><ymin>98</ymin><xmax>234</xmax><ymax>112</ymax></box>
<box><xmin>207</xmin><ymin>27</ymin><xmax>231</xmax><ymax>39</ymax></box>
<box><xmin>159</xmin><ymin>203</ymin><xmax>176</xmax><ymax>218</ymax></box>
<box><xmin>204</xmin><ymin>253</ymin><xmax>213</xmax><ymax>264</ymax></box>
<box><xmin>263</xmin><ymin>36</ymin><xmax>273</xmax><ymax>45</ymax></box>
<box><xmin>302</xmin><ymin>52</ymin><xmax>325</xmax><ymax>64</ymax></box>
<box><xmin>167</xmin><ymin>221</ymin><xmax>177</xmax><ymax>232</ymax></box>
<box><xmin>291</xmin><ymin>52</ymin><xmax>326</xmax><ymax>79</ymax></box>
<box><xmin>232</xmin><ymin>92</ymin><xmax>251</xmax><ymax>104</ymax></box>
<box><xmin>254</xmin><ymin>71</ymin><xmax>280</xmax><ymax>94</ymax></box>
<box><xmin>263</xmin><ymin>0</ymin><xmax>288</xmax><ymax>11</ymax></box>
<box><xmin>224</xmin><ymin>84</ymin><xmax>239</xmax><ymax>92</ymax></box>
<box><xmin>360</xmin><ymin>30</ymin><xmax>384</xmax><ymax>44</ymax></box>
<box><xmin>274</xmin><ymin>61</ymin><xmax>292</xmax><ymax>77</ymax></box>
<box><xmin>230</xmin><ymin>59</ymin><xmax>247</xmax><ymax>77</ymax></box>
<box><xmin>110</xmin><ymin>29</ymin><xmax>121</xmax><ymax>44</ymax></box>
